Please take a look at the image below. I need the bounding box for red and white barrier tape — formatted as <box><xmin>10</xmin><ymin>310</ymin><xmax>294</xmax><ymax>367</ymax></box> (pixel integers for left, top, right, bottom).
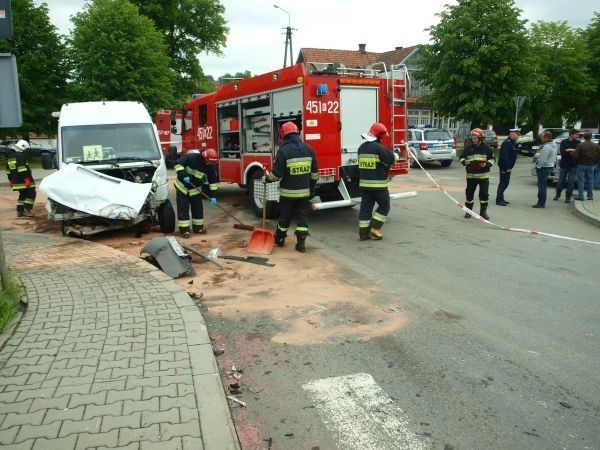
<box><xmin>411</xmin><ymin>157</ymin><xmax>600</xmax><ymax>245</ymax></box>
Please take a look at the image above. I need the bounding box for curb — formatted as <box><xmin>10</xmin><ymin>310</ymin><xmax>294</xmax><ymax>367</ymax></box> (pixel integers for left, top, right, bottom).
<box><xmin>573</xmin><ymin>200</ymin><xmax>600</xmax><ymax>228</ymax></box>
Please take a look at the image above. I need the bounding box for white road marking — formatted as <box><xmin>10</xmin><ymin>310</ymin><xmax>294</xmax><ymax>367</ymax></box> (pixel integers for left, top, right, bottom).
<box><xmin>302</xmin><ymin>373</ymin><xmax>430</xmax><ymax>450</ymax></box>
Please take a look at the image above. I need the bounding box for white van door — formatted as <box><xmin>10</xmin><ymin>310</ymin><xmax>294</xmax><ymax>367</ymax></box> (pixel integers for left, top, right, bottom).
<box><xmin>340</xmin><ymin>87</ymin><xmax>378</xmax><ymax>166</ymax></box>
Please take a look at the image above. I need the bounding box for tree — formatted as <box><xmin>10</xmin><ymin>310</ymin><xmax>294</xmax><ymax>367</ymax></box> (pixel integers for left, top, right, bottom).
<box><xmin>130</xmin><ymin>0</ymin><xmax>228</xmax><ymax>104</ymax></box>
<box><xmin>68</xmin><ymin>0</ymin><xmax>175</xmax><ymax>114</ymax></box>
<box><xmin>219</xmin><ymin>71</ymin><xmax>252</xmax><ymax>84</ymax></box>
<box><xmin>582</xmin><ymin>13</ymin><xmax>600</xmax><ymax>128</ymax></box>
<box><xmin>418</xmin><ymin>0</ymin><xmax>531</xmax><ymax>128</ymax></box>
<box><xmin>526</xmin><ymin>21</ymin><xmax>593</xmax><ymax>128</ymax></box>
<box><xmin>0</xmin><ymin>0</ymin><xmax>68</xmax><ymax>138</ymax></box>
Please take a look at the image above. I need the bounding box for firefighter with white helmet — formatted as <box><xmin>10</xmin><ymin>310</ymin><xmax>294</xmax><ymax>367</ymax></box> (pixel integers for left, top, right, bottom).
<box><xmin>173</xmin><ymin>148</ymin><xmax>219</xmax><ymax>237</ymax></box>
<box><xmin>5</xmin><ymin>139</ymin><xmax>36</xmax><ymax>217</ymax></box>
<box><xmin>459</xmin><ymin>128</ymin><xmax>495</xmax><ymax>220</ymax></box>
<box><xmin>357</xmin><ymin>123</ymin><xmax>399</xmax><ymax>240</ymax></box>
<box><xmin>265</xmin><ymin>121</ymin><xmax>318</xmax><ymax>252</ymax></box>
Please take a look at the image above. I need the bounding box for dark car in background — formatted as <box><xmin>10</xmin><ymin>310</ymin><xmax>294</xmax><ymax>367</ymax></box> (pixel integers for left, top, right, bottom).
<box><xmin>483</xmin><ymin>129</ymin><xmax>498</xmax><ymax>149</ymax></box>
<box><xmin>28</xmin><ymin>142</ymin><xmax>57</xmax><ymax>158</ymax></box>
<box><xmin>518</xmin><ymin>128</ymin><xmax>568</xmax><ymax>156</ymax></box>
<box><xmin>0</xmin><ymin>139</ymin><xmax>56</xmax><ymax>159</ymax></box>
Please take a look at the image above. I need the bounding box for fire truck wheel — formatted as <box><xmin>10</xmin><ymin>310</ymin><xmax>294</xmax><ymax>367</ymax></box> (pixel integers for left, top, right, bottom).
<box><xmin>249</xmin><ymin>171</ymin><xmax>279</xmax><ymax>219</ymax></box>
<box><xmin>158</xmin><ymin>199</ymin><xmax>176</xmax><ymax>233</ymax></box>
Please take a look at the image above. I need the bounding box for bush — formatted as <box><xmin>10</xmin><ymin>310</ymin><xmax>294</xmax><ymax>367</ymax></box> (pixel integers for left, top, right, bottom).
<box><xmin>0</xmin><ymin>272</ymin><xmax>22</xmax><ymax>333</ymax></box>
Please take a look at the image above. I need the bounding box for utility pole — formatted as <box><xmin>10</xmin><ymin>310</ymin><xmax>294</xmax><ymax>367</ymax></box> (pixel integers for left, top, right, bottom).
<box><xmin>273</xmin><ymin>4</ymin><xmax>294</xmax><ymax>67</ymax></box>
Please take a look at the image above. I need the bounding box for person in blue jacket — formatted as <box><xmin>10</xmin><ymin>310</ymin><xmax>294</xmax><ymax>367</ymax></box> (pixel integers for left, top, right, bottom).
<box><xmin>495</xmin><ymin>128</ymin><xmax>520</xmax><ymax>206</ymax></box>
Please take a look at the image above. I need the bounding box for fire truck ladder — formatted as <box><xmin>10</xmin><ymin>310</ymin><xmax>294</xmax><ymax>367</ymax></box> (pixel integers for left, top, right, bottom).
<box><xmin>390</xmin><ymin>64</ymin><xmax>409</xmax><ymax>150</ymax></box>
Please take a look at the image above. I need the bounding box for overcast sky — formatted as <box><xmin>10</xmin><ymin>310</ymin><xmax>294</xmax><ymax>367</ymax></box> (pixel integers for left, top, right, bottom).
<box><xmin>34</xmin><ymin>0</ymin><xmax>598</xmax><ymax>78</ymax></box>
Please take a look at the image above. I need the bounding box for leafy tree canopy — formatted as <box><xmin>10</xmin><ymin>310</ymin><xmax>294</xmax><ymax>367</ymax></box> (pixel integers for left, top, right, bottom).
<box><xmin>68</xmin><ymin>0</ymin><xmax>175</xmax><ymax>114</ymax></box>
<box><xmin>418</xmin><ymin>0</ymin><xmax>530</xmax><ymax>128</ymax></box>
<box><xmin>526</xmin><ymin>20</ymin><xmax>593</xmax><ymax>127</ymax></box>
<box><xmin>219</xmin><ymin>71</ymin><xmax>252</xmax><ymax>84</ymax></box>
<box><xmin>0</xmin><ymin>0</ymin><xmax>68</xmax><ymax>137</ymax></box>
<box><xmin>131</xmin><ymin>0</ymin><xmax>228</xmax><ymax>104</ymax></box>
<box><xmin>582</xmin><ymin>13</ymin><xmax>600</xmax><ymax>126</ymax></box>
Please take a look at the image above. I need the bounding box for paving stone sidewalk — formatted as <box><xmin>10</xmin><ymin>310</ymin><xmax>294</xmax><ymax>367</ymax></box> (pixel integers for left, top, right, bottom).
<box><xmin>0</xmin><ymin>231</ymin><xmax>239</xmax><ymax>450</ymax></box>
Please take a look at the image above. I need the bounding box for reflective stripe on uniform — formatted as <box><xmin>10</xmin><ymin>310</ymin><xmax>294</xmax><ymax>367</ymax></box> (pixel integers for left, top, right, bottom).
<box><xmin>466</xmin><ymin>173</ymin><xmax>491</xmax><ymax>179</ymax></box>
<box><xmin>359</xmin><ymin>220</ymin><xmax>370</xmax><ymax>228</ymax></box>
<box><xmin>209</xmin><ymin>183</ymin><xmax>218</xmax><ymax>192</ymax></box>
<box><xmin>186</xmin><ymin>167</ymin><xmax>206</xmax><ymax>180</ymax></box>
<box><xmin>24</xmin><ymin>199</ymin><xmax>35</xmax><ymax>205</ymax></box>
<box><xmin>295</xmin><ymin>226</ymin><xmax>308</xmax><ymax>233</ymax></box>
<box><xmin>372</xmin><ymin>212</ymin><xmax>387</xmax><ymax>223</ymax></box>
<box><xmin>279</xmin><ymin>187</ymin><xmax>310</xmax><ymax>198</ymax></box>
<box><xmin>277</xmin><ymin>225</ymin><xmax>288</xmax><ymax>232</ymax></box>
<box><xmin>286</xmin><ymin>157</ymin><xmax>312</xmax><ymax>175</ymax></box>
<box><xmin>359</xmin><ymin>179</ymin><xmax>388</xmax><ymax>189</ymax></box>
<box><xmin>178</xmin><ymin>220</ymin><xmax>190</xmax><ymax>227</ymax></box>
<box><xmin>192</xmin><ymin>219</ymin><xmax>204</xmax><ymax>226</ymax></box>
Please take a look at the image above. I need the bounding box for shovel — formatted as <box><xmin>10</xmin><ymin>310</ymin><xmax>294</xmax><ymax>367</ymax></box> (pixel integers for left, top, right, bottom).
<box><xmin>191</xmin><ymin>182</ymin><xmax>255</xmax><ymax>231</ymax></box>
<box><xmin>246</xmin><ymin>175</ymin><xmax>275</xmax><ymax>255</ymax></box>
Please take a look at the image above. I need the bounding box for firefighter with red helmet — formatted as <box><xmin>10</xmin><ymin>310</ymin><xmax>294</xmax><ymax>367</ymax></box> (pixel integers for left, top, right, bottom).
<box><xmin>174</xmin><ymin>148</ymin><xmax>219</xmax><ymax>237</ymax></box>
<box><xmin>5</xmin><ymin>139</ymin><xmax>36</xmax><ymax>217</ymax></box>
<box><xmin>266</xmin><ymin>121</ymin><xmax>318</xmax><ymax>252</ymax></box>
<box><xmin>459</xmin><ymin>128</ymin><xmax>495</xmax><ymax>220</ymax></box>
<box><xmin>357</xmin><ymin>123</ymin><xmax>399</xmax><ymax>240</ymax></box>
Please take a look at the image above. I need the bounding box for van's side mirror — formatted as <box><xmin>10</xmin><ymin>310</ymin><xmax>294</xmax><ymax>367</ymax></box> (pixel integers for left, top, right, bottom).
<box><xmin>41</xmin><ymin>152</ymin><xmax>57</xmax><ymax>170</ymax></box>
<box><xmin>168</xmin><ymin>146</ymin><xmax>178</xmax><ymax>161</ymax></box>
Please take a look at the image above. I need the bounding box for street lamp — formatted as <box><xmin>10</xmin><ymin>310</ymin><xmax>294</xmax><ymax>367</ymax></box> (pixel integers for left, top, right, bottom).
<box><xmin>273</xmin><ymin>4</ymin><xmax>293</xmax><ymax>67</ymax></box>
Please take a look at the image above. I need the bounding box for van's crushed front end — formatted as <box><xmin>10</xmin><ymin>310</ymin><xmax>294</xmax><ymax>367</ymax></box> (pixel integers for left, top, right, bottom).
<box><xmin>40</xmin><ymin>102</ymin><xmax>174</xmax><ymax>237</ymax></box>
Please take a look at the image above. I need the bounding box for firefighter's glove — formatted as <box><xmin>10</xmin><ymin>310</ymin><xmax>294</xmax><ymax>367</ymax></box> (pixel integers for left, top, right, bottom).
<box><xmin>210</xmin><ymin>197</ymin><xmax>217</xmax><ymax>206</ymax></box>
<box><xmin>24</xmin><ymin>178</ymin><xmax>31</xmax><ymax>188</ymax></box>
<box><xmin>183</xmin><ymin>176</ymin><xmax>192</xmax><ymax>187</ymax></box>
<box><xmin>479</xmin><ymin>162</ymin><xmax>487</xmax><ymax>169</ymax></box>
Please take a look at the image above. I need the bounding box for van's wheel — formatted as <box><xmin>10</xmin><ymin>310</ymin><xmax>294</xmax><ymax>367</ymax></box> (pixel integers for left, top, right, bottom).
<box><xmin>249</xmin><ymin>170</ymin><xmax>279</xmax><ymax>219</ymax></box>
<box><xmin>158</xmin><ymin>199</ymin><xmax>176</xmax><ymax>233</ymax></box>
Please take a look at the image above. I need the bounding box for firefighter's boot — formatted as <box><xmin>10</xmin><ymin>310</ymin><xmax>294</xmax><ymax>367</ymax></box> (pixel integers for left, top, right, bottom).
<box><xmin>359</xmin><ymin>229</ymin><xmax>371</xmax><ymax>241</ymax></box>
<box><xmin>274</xmin><ymin>229</ymin><xmax>286</xmax><ymax>247</ymax></box>
<box><xmin>369</xmin><ymin>227</ymin><xmax>383</xmax><ymax>240</ymax></box>
<box><xmin>464</xmin><ymin>201</ymin><xmax>474</xmax><ymax>219</ymax></box>
<box><xmin>22</xmin><ymin>209</ymin><xmax>34</xmax><ymax>217</ymax></box>
<box><xmin>16</xmin><ymin>206</ymin><xmax>24</xmax><ymax>218</ymax></box>
<box><xmin>295</xmin><ymin>234</ymin><xmax>306</xmax><ymax>253</ymax></box>
<box><xmin>479</xmin><ymin>204</ymin><xmax>490</xmax><ymax>220</ymax></box>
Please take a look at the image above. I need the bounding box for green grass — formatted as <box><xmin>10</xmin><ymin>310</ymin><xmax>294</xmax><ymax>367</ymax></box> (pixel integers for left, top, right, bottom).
<box><xmin>0</xmin><ymin>271</ymin><xmax>22</xmax><ymax>333</ymax></box>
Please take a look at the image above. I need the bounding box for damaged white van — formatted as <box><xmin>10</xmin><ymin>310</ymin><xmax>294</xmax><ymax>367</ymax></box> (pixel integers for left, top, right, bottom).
<box><xmin>40</xmin><ymin>101</ymin><xmax>175</xmax><ymax>237</ymax></box>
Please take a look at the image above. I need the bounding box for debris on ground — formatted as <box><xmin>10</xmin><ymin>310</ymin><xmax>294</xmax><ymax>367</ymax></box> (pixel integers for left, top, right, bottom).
<box><xmin>213</xmin><ymin>348</ymin><xmax>225</xmax><ymax>356</ymax></box>
<box><xmin>140</xmin><ymin>236</ymin><xmax>195</xmax><ymax>278</ymax></box>
<box><xmin>226</xmin><ymin>395</ymin><xmax>246</xmax><ymax>407</ymax></box>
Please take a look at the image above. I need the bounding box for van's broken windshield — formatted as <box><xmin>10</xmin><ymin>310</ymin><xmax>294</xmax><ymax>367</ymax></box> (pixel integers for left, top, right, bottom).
<box><xmin>61</xmin><ymin>123</ymin><xmax>161</xmax><ymax>164</ymax></box>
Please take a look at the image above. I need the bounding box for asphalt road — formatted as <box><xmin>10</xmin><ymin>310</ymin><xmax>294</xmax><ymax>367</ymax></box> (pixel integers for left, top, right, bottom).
<box><xmin>204</xmin><ymin>158</ymin><xmax>600</xmax><ymax>450</ymax></box>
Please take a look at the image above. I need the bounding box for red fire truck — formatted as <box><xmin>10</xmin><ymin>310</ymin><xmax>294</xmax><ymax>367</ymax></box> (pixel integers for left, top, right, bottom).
<box><xmin>172</xmin><ymin>61</ymin><xmax>410</xmax><ymax>217</ymax></box>
<box><xmin>155</xmin><ymin>109</ymin><xmax>182</xmax><ymax>166</ymax></box>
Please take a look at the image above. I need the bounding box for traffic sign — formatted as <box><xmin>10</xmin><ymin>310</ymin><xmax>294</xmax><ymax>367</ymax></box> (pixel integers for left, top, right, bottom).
<box><xmin>514</xmin><ymin>96</ymin><xmax>525</xmax><ymax>109</ymax></box>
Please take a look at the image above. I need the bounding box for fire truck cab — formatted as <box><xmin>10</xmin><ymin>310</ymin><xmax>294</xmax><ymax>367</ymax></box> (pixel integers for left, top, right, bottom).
<box><xmin>179</xmin><ymin>62</ymin><xmax>409</xmax><ymax>217</ymax></box>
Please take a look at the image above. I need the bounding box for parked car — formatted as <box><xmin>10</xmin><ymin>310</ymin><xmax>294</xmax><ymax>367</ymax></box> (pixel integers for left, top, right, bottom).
<box><xmin>483</xmin><ymin>129</ymin><xmax>498</xmax><ymax>149</ymax></box>
<box><xmin>407</xmin><ymin>127</ymin><xmax>456</xmax><ymax>167</ymax></box>
<box><xmin>0</xmin><ymin>139</ymin><xmax>57</xmax><ymax>159</ymax></box>
<box><xmin>518</xmin><ymin>128</ymin><xmax>568</xmax><ymax>156</ymax></box>
<box><xmin>28</xmin><ymin>142</ymin><xmax>57</xmax><ymax>158</ymax></box>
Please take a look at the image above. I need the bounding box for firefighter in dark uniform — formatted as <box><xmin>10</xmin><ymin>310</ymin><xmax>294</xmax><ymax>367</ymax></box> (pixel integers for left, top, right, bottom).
<box><xmin>266</xmin><ymin>121</ymin><xmax>318</xmax><ymax>253</ymax></box>
<box><xmin>459</xmin><ymin>128</ymin><xmax>495</xmax><ymax>220</ymax></box>
<box><xmin>174</xmin><ymin>148</ymin><xmax>219</xmax><ymax>237</ymax></box>
<box><xmin>357</xmin><ymin>123</ymin><xmax>399</xmax><ymax>240</ymax></box>
<box><xmin>5</xmin><ymin>140</ymin><xmax>36</xmax><ymax>217</ymax></box>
